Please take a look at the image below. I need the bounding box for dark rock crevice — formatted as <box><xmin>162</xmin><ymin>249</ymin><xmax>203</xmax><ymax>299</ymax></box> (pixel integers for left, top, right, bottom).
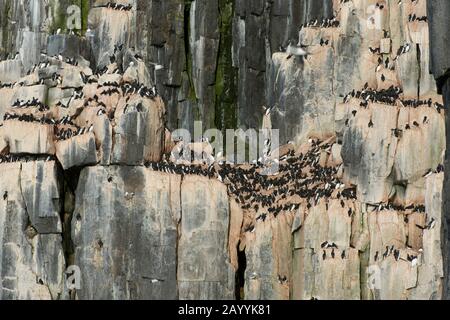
<box><xmin>416</xmin><ymin>43</ymin><xmax>421</xmax><ymax>100</ymax></box>
<box><xmin>235</xmin><ymin>243</ymin><xmax>246</xmax><ymax>300</ymax></box>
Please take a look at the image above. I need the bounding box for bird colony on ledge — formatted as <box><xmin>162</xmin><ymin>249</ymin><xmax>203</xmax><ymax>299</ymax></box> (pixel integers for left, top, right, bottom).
<box><xmin>0</xmin><ymin>0</ymin><xmax>446</xmax><ymax>300</ymax></box>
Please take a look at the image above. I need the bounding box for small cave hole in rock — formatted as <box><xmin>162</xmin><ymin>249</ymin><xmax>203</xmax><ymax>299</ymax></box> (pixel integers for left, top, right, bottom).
<box><xmin>235</xmin><ymin>243</ymin><xmax>246</xmax><ymax>300</ymax></box>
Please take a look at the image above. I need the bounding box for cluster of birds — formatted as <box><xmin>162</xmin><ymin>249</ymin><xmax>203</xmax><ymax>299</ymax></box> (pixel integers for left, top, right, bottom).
<box><xmin>367</xmin><ymin>202</ymin><xmax>425</xmax><ymax>213</ymax></box>
<box><xmin>12</xmin><ymin>98</ymin><xmax>50</xmax><ymax>112</ymax></box>
<box><xmin>0</xmin><ymin>82</ymin><xmax>14</xmax><ymax>88</ymax></box>
<box><xmin>141</xmin><ymin>137</ymin><xmax>436</xmax><ymax>273</ymax></box>
<box><xmin>321</xmin><ymin>243</ymin><xmax>348</xmax><ymax>260</ymax></box>
<box><xmin>343</xmin><ymin>84</ymin><xmax>403</xmax><ymax>106</ymax></box>
<box><xmin>0</xmin><ymin>47</ymin><xmax>162</xmax><ymax>145</ymax></box>
<box><xmin>100</xmin><ymin>2</ymin><xmax>133</xmax><ymax>11</ymax></box>
<box><xmin>0</xmin><ymin>154</ymin><xmax>55</xmax><ymax>164</ymax></box>
<box><xmin>415</xmin><ymin>217</ymin><xmax>436</xmax><ymax>231</ymax></box>
<box><xmin>370</xmin><ymin>42</ymin><xmax>411</xmax><ymax>62</ymax></box>
<box><xmin>343</xmin><ymin>85</ymin><xmax>445</xmax><ymax>132</ymax></box>
<box><xmin>401</xmin><ymin>98</ymin><xmax>444</xmax><ymax>112</ymax></box>
<box><xmin>64</xmin><ymin>57</ymin><xmax>80</xmax><ymax>66</ymax></box>
<box><xmin>4</xmin><ymin>52</ymin><xmax>20</xmax><ymax>60</ymax></box>
<box><xmin>122</xmin><ymin>82</ymin><xmax>158</xmax><ymax>99</ymax></box>
<box><xmin>277</xmin><ymin>275</ymin><xmax>288</xmax><ymax>284</ymax></box>
<box><xmin>220</xmin><ymin>144</ymin><xmax>355</xmax><ymax>221</ymax></box>
<box><xmin>144</xmin><ymin>161</ymin><xmax>216</xmax><ymax>178</ymax></box>
<box><xmin>377</xmin><ymin>56</ymin><xmax>395</xmax><ymax>71</ymax></box>
<box><xmin>26</xmin><ymin>59</ymin><xmax>51</xmax><ymax>75</ymax></box>
<box><xmin>394</xmin><ymin>43</ymin><xmax>412</xmax><ymax>61</ymax></box>
<box><xmin>343</xmin><ymin>84</ymin><xmax>444</xmax><ymax>116</ymax></box>
<box><xmin>148</xmin><ymin>140</ymin><xmax>357</xmax><ymax>222</ymax></box>
<box><xmin>374</xmin><ymin>2</ymin><xmax>386</xmax><ymax>10</ymax></box>
<box><xmin>423</xmin><ymin>164</ymin><xmax>445</xmax><ymax>178</ymax></box>
<box><xmin>55</xmin><ymin>125</ymin><xmax>94</xmax><ymax>141</ymax></box>
<box><xmin>301</xmin><ymin>16</ymin><xmax>340</xmax><ymax>29</ymax></box>
<box><xmin>3</xmin><ymin>113</ymin><xmax>56</xmax><ymax>125</ymax></box>
<box><xmin>408</xmin><ymin>14</ymin><xmax>427</xmax><ymax>22</ymax></box>
<box><xmin>319</xmin><ymin>39</ymin><xmax>330</xmax><ymax>46</ymax></box>
<box><xmin>373</xmin><ymin>246</ymin><xmax>418</xmax><ymax>266</ymax></box>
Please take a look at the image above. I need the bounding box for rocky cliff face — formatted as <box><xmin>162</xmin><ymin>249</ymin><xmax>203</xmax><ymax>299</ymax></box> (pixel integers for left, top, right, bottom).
<box><xmin>427</xmin><ymin>0</ymin><xmax>450</xmax><ymax>299</ymax></box>
<box><xmin>0</xmin><ymin>0</ymin><xmax>447</xmax><ymax>300</ymax></box>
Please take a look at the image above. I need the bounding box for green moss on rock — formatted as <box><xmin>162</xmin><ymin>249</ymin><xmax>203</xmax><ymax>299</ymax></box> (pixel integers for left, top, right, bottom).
<box><xmin>215</xmin><ymin>0</ymin><xmax>237</xmax><ymax>131</ymax></box>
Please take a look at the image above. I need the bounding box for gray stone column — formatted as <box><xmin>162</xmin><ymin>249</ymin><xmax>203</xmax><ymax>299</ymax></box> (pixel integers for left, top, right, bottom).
<box><xmin>427</xmin><ymin>0</ymin><xmax>450</xmax><ymax>299</ymax></box>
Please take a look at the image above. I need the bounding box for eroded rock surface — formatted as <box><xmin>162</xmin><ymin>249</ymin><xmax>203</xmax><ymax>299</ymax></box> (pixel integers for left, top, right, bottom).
<box><xmin>0</xmin><ymin>0</ymin><xmax>447</xmax><ymax>301</ymax></box>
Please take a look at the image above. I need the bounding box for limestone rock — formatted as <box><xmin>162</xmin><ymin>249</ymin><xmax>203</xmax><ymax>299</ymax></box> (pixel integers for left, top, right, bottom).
<box><xmin>72</xmin><ymin>167</ymin><xmax>180</xmax><ymax>300</ymax></box>
<box><xmin>111</xmin><ymin>97</ymin><xmax>165</xmax><ymax>165</ymax></box>
<box><xmin>20</xmin><ymin>161</ymin><xmax>62</xmax><ymax>234</ymax></box>
<box><xmin>178</xmin><ymin>175</ymin><xmax>234</xmax><ymax>300</ymax></box>
<box><xmin>0</xmin><ymin>60</ymin><xmax>22</xmax><ymax>83</ymax></box>
<box><xmin>56</xmin><ymin>133</ymin><xmax>98</xmax><ymax>170</ymax></box>
<box><xmin>3</xmin><ymin>120</ymin><xmax>55</xmax><ymax>155</ymax></box>
<box><xmin>0</xmin><ymin>163</ymin><xmax>64</xmax><ymax>300</ymax></box>
<box><xmin>341</xmin><ymin>103</ymin><xmax>399</xmax><ymax>204</ymax></box>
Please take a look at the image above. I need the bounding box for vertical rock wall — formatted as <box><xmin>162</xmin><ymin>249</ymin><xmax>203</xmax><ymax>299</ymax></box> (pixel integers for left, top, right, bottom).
<box><xmin>0</xmin><ymin>0</ymin><xmax>336</xmax><ymax>133</ymax></box>
<box><xmin>427</xmin><ymin>0</ymin><xmax>450</xmax><ymax>300</ymax></box>
<box><xmin>0</xmin><ymin>162</ymin><xmax>65</xmax><ymax>300</ymax></box>
<box><xmin>0</xmin><ymin>0</ymin><xmax>448</xmax><ymax>300</ymax></box>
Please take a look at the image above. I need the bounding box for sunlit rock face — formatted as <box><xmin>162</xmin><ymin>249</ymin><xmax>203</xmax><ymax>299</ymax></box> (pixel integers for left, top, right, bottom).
<box><xmin>0</xmin><ymin>162</ymin><xmax>65</xmax><ymax>300</ymax></box>
<box><xmin>72</xmin><ymin>167</ymin><xmax>180</xmax><ymax>300</ymax></box>
<box><xmin>72</xmin><ymin>168</ymin><xmax>233</xmax><ymax>300</ymax></box>
<box><xmin>0</xmin><ymin>0</ymin><xmax>447</xmax><ymax>301</ymax></box>
<box><xmin>427</xmin><ymin>0</ymin><xmax>450</xmax><ymax>299</ymax></box>
<box><xmin>178</xmin><ymin>176</ymin><xmax>235</xmax><ymax>300</ymax></box>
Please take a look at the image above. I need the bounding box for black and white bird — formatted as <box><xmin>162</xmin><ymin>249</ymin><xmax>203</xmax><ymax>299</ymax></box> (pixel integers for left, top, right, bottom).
<box><xmin>286</xmin><ymin>41</ymin><xmax>308</xmax><ymax>59</ymax></box>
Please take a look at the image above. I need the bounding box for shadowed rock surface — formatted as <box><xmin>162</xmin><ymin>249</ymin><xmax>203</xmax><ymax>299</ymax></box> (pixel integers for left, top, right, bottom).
<box><xmin>427</xmin><ymin>0</ymin><xmax>450</xmax><ymax>300</ymax></box>
<box><xmin>0</xmin><ymin>0</ymin><xmax>448</xmax><ymax>300</ymax></box>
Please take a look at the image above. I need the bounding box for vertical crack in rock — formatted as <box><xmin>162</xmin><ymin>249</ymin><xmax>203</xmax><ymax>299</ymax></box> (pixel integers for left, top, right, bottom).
<box><xmin>215</xmin><ymin>0</ymin><xmax>237</xmax><ymax>131</ymax></box>
<box><xmin>0</xmin><ymin>0</ymin><xmax>447</xmax><ymax>301</ymax></box>
<box><xmin>176</xmin><ymin>173</ymin><xmax>184</xmax><ymax>299</ymax></box>
<box><xmin>416</xmin><ymin>44</ymin><xmax>421</xmax><ymax>100</ymax></box>
<box><xmin>235</xmin><ymin>242</ymin><xmax>246</xmax><ymax>300</ymax></box>
<box><xmin>61</xmin><ymin>167</ymin><xmax>81</xmax><ymax>271</ymax></box>
<box><xmin>17</xmin><ymin>163</ymin><xmax>29</xmax><ymax>226</ymax></box>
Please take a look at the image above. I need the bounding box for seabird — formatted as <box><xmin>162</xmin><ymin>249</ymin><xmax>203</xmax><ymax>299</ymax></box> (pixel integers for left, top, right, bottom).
<box><xmin>423</xmin><ymin>169</ymin><xmax>433</xmax><ymax>178</ymax></box>
<box><xmin>150</xmin><ymin>279</ymin><xmax>163</xmax><ymax>284</ymax></box>
<box><xmin>394</xmin><ymin>249</ymin><xmax>400</xmax><ymax>261</ymax></box>
<box><xmin>264</xmin><ymin>106</ymin><xmax>274</xmax><ymax>116</ymax></box>
<box><xmin>427</xmin><ymin>218</ymin><xmax>436</xmax><ymax>230</ymax></box>
<box><xmin>286</xmin><ymin>41</ymin><xmax>308</xmax><ymax>59</ymax></box>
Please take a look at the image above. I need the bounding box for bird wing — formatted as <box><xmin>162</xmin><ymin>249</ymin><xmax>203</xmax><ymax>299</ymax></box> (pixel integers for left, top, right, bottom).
<box><xmin>287</xmin><ymin>45</ymin><xmax>308</xmax><ymax>56</ymax></box>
